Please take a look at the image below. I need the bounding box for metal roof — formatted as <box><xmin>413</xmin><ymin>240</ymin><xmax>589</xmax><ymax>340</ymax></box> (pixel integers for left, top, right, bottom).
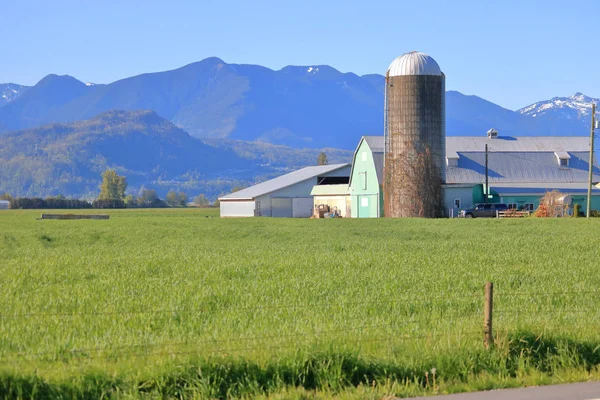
<box><xmin>387</xmin><ymin>52</ymin><xmax>442</xmax><ymax>77</ymax></box>
<box><xmin>446</xmin><ymin>151</ymin><xmax>600</xmax><ymax>184</ymax></box>
<box><xmin>310</xmin><ymin>184</ymin><xmax>349</xmax><ymax>196</ymax></box>
<box><xmin>372</xmin><ymin>152</ymin><xmax>384</xmax><ymax>184</ymax></box>
<box><xmin>358</xmin><ymin>135</ymin><xmax>599</xmax><ymax>187</ymax></box>
<box><xmin>365</xmin><ymin>136</ymin><xmax>591</xmax><ymax>156</ymax></box>
<box><xmin>446</xmin><ymin>136</ymin><xmax>591</xmax><ymax>158</ymax></box>
<box><xmin>491</xmin><ymin>184</ymin><xmax>600</xmax><ymax>195</ymax></box>
<box><xmin>364</xmin><ymin>136</ymin><xmax>384</xmax><ymax>152</ymax></box>
<box><xmin>219</xmin><ymin>163</ymin><xmax>351</xmax><ymax>200</ymax></box>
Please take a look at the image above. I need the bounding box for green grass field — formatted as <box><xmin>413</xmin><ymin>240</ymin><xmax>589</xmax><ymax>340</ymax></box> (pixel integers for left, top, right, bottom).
<box><xmin>2</xmin><ymin>209</ymin><xmax>600</xmax><ymax>399</ymax></box>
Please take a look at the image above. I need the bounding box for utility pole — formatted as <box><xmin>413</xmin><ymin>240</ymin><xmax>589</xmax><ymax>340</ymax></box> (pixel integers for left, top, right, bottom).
<box><xmin>485</xmin><ymin>144</ymin><xmax>489</xmax><ymax>203</ymax></box>
<box><xmin>587</xmin><ymin>103</ymin><xmax>596</xmax><ymax>218</ymax></box>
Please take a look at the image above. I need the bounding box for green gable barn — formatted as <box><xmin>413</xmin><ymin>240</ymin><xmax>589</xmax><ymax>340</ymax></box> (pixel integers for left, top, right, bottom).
<box><xmin>349</xmin><ymin>136</ymin><xmax>384</xmax><ymax>218</ymax></box>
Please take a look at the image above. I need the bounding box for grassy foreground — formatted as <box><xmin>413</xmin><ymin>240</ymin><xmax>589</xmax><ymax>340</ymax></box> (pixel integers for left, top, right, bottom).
<box><xmin>1</xmin><ymin>209</ymin><xmax>600</xmax><ymax>398</ymax></box>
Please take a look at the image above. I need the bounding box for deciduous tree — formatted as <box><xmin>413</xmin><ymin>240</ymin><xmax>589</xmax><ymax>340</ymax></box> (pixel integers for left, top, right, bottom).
<box><xmin>98</xmin><ymin>169</ymin><xmax>127</xmax><ymax>201</ymax></box>
<box><xmin>193</xmin><ymin>194</ymin><xmax>210</xmax><ymax>207</ymax></box>
<box><xmin>166</xmin><ymin>190</ymin><xmax>179</xmax><ymax>207</ymax></box>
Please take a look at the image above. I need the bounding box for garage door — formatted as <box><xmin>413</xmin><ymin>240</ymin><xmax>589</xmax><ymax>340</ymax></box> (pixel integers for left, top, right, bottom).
<box><xmin>271</xmin><ymin>198</ymin><xmax>292</xmax><ymax>217</ymax></box>
<box><xmin>292</xmin><ymin>197</ymin><xmax>313</xmax><ymax>218</ymax></box>
<box><xmin>220</xmin><ymin>201</ymin><xmax>255</xmax><ymax>217</ymax></box>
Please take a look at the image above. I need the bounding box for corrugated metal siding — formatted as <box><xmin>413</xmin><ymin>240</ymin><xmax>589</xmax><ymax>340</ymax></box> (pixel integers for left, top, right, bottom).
<box><xmin>446</xmin><ymin>137</ymin><xmax>591</xmax><ymax>154</ymax></box>
<box><xmin>292</xmin><ymin>198</ymin><xmax>313</xmax><ymax>217</ymax></box>
<box><xmin>271</xmin><ymin>198</ymin><xmax>292</xmax><ymax>218</ymax></box>
<box><xmin>220</xmin><ymin>201</ymin><xmax>255</xmax><ymax>217</ymax></box>
<box><xmin>366</xmin><ymin>136</ymin><xmax>592</xmax><ymax>158</ymax></box>
<box><xmin>446</xmin><ymin>151</ymin><xmax>600</xmax><ymax>184</ymax></box>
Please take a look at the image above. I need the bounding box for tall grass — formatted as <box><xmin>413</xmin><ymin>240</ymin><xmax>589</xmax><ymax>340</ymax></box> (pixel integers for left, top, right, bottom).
<box><xmin>1</xmin><ymin>209</ymin><xmax>600</xmax><ymax>398</ymax></box>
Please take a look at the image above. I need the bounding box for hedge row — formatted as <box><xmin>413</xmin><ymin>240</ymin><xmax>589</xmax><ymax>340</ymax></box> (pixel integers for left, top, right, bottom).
<box><xmin>9</xmin><ymin>198</ymin><xmax>127</xmax><ymax>209</ymax></box>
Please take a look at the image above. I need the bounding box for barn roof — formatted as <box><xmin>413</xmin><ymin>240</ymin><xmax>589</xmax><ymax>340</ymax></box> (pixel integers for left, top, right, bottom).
<box><xmin>219</xmin><ymin>163</ymin><xmax>351</xmax><ymax>201</ymax></box>
<box><xmin>359</xmin><ymin>135</ymin><xmax>599</xmax><ymax>187</ymax></box>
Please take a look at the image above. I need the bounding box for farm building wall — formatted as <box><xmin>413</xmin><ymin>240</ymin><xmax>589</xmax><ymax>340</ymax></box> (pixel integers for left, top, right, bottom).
<box><xmin>443</xmin><ymin>185</ymin><xmax>476</xmax><ymax>217</ymax></box>
<box><xmin>220</xmin><ymin>200</ymin><xmax>256</xmax><ymax>217</ymax></box>
<box><xmin>253</xmin><ymin>165</ymin><xmax>351</xmax><ymax>218</ymax></box>
<box><xmin>349</xmin><ymin>140</ymin><xmax>382</xmax><ymax>218</ymax></box>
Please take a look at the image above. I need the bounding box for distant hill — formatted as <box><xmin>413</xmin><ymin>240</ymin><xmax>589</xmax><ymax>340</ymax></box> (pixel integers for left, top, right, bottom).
<box><xmin>0</xmin><ymin>110</ymin><xmax>352</xmax><ymax>198</ymax></box>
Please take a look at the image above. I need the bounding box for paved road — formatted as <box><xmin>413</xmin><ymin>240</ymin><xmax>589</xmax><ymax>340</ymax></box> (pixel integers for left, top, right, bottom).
<box><xmin>404</xmin><ymin>381</ymin><xmax>600</xmax><ymax>400</ymax></box>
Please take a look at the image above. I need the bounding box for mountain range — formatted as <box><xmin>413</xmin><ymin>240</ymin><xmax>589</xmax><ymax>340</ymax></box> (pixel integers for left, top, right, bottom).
<box><xmin>0</xmin><ymin>110</ymin><xmax>352</xmax><ymax>198</ymax></box>
<box><xmin>0</xmin><ymin>57</ymin><xmax>597</xmax><ymax>198</ymax></box>
<box><xmin>1</xmin><ymin>57</ymin><xmax>597</xmax><ymax>150</ymax></box>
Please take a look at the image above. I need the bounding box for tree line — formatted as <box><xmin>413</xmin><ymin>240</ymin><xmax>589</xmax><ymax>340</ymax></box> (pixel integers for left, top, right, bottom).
<box><xmin>1</xmin><ymin>169</ymin><xmax>222</xmax><ymax>209</ymax></box>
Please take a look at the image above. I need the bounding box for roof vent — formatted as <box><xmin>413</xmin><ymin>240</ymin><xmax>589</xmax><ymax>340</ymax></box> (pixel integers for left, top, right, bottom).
<box><xmin>487</xmin><ymin>128</ymin><xmax>498</xmax><ymax>139</ymax></box>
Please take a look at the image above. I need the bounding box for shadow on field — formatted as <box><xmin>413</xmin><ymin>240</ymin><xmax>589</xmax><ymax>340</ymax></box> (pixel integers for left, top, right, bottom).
<box><xmin>2</xmin><ymin>331</ymin><xmax>600</xmax><ymax>399</ymax></box>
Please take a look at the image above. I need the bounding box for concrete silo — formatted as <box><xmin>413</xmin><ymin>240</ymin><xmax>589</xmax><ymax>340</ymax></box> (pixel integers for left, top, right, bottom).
<box><xmin>383</xmin><ymin>51</ymin><xmax>445</xmax><ymax>218</ymax></box>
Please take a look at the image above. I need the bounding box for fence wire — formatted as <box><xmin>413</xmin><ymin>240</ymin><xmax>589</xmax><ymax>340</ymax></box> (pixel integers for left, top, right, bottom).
<box><xmin>2</xmin><ymin>287</ymin><xmax>599</xmax><ymax>364</ymax></box>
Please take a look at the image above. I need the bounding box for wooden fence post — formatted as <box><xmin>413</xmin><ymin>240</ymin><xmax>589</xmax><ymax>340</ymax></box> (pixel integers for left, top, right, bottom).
<box><xmin>484</xmin><ymin>282</ymin><xmax>494</xmax><ymax>348</ymax></box>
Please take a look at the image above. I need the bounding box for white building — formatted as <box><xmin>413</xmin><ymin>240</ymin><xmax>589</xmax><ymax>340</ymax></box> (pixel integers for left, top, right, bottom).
<box><xmin>219</xmin><ymin>164</ymin><xmax>351</xmax><ymax>217</ymax></box>
<box><xmin>0</xmin><ymin>200</ymin><xmax>9</xmax><ymax>210</ymax></box>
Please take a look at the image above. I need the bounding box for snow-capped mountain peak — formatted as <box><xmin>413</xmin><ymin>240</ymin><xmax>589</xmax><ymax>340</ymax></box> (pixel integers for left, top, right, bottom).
<box><xmin>0</xmin><ymin>83</ymin><xmax>29</xmax><ymax>106</ymax></box>
<box><xmin>518</xmin><ymin>92</ymin><xmax>598</xmax><ymax>120</ymax></box>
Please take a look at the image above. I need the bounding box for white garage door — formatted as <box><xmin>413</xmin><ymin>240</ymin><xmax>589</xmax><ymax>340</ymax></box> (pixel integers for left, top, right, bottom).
<box><xmin>292</xmin><ymin>197</ymin><xmax>313</xmax><ymax>218</ymax></box>
<box><xmin>220</xmin><ymin>201</ymin><xmax>256</xmax><ymax>217</ymax></box>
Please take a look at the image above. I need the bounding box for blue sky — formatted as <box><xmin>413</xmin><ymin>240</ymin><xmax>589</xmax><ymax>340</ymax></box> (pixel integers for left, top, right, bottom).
<box><xmin>2</xmin><ymin>0</ymin><xmax>598</xmax><ymax>110</ymax></box>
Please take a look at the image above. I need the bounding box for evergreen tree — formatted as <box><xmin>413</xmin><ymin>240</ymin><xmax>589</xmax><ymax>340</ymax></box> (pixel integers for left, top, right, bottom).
<box><xmin>317</xmin><ymin>152</ymin><xmax>328</xmax><ymax>166</ymax></box>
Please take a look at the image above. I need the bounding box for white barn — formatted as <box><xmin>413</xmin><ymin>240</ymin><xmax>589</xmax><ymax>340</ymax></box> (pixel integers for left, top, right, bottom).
<box><xmin>219</xmin><ymin>164</ymin><xmax>351</xmax><ymax>217</ymax></box>
<box><xmin>0</xmin><ymin>200</ymin><xmax>9</xmax><ymax>210</ymax></box>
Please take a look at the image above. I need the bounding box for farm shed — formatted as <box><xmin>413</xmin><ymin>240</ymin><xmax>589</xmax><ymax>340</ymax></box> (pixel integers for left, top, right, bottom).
<box><xmin>310</xmin><ymin>184</ymin><xmax>350</xmax><ymax>217</ymax></box>
<box><xmin>219</xmin><ymin>164</ymin><xmax>351</xmax><ymax>218</ymax></box>
<box><xmin>0</xmin><ymin>200</ymin><xmax>9</xmax><ymax>210</ymax></box>
<box><xmin>349</xmin><ymin>135</ymin><xmax>600</xmax><ymax>217</ymax></box>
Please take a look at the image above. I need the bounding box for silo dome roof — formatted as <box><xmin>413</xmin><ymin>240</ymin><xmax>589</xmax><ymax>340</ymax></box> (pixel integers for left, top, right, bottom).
<box><xmin>387</xmin><ymin>51</ymin><xmax>442</xmax><ymax>76</ymax></box>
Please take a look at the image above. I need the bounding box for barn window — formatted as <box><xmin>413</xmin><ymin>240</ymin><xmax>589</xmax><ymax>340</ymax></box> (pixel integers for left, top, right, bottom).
<box><xmin>453</xmin><ymin>198</ymin><xmax>461</xmax><ymax>209</ymax></box>
<box><xmin>361</xmin><ymin>197</ymin><xmax>369</xmax><ymax>207</ymax></box>
<box><xmin>555</xmin><ymin>152</ymin><xmax>570</xmax><ymax>167</ymax></box>
<box><xmin>361</xmin><ymin>152</ymin><xmax>367</xmax><ymax>162</ymax></box>
<box><xmin>359</xmin><ymin>172</ymin><xmax>367</xmax><ymax>190</ymax></box>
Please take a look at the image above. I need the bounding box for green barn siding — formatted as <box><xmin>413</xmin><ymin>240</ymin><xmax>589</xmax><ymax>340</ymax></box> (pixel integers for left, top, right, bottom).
<box><xmin>349</xmin><ymin>140</ymin><xmax>382</xmax><ymax>218</ymax></box>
